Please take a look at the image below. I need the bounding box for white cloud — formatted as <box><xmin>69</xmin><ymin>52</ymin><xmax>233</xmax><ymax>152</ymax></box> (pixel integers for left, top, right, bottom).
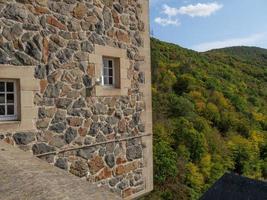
<box><xmin>192</xmin><ymin>33</ymin><xmax>266</xmax><ymax>52</ymax></box>
<box><xmin>178</xmin><ymin>2</ymin><xmax>223</xmax><ymax>17</ymax></box>
<box><xmin>154</xmin><ymin>2</ymin><xmax>223</xmax><ymax>27</ymax></box>
<box><xmin>162</xmin><ymin>4</ymin><xmax>179</xmax><ymax>17</ymax></box>
<box><xmin>155</xmin><ymin>17</ymin><xmax>181</xmax><ymax>26</ymax></box>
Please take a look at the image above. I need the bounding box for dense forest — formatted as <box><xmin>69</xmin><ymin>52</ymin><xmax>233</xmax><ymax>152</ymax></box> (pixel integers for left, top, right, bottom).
<box><xmin>143</xmin><ymin>38</ymin><xmax>267</xmax><ymax>200</ymax></box>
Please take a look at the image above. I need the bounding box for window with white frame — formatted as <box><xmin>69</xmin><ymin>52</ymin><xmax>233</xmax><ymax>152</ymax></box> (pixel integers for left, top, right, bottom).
<box><xmin>0</xmin><ymin>80</ymin><xmax>17</xmax><ymax>121</ymax></box>
<box><xmin>102</xmin><ymin>57</ymin><xmax>116</xmax><ymax>86</ymax></box>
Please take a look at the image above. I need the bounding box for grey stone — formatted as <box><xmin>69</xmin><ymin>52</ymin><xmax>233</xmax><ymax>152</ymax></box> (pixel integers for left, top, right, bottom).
<box><xmin>117</xmin><ymin>179</ymin><xmax>128</xmax><ymax>190</ymax></box>
<box><xmin>13</xmin><ymin>132</ymin><xmax>35</xmax><ymax>145</ymax></box>
<box><xmin>49</xmin><ymin>135</ymin><xmax>66</xmax><ymax>148</ymax></box>
<box><xmin>104</xmin><ymin>154</ymin><xmax>115</xmax><ymax>168</ymax></box>
<box><xmin>109</xmin><ymin>177</ymin><xmax>120</xmax><ymax>187</ymax></box>
<box><xmin>34</xmin><ymin>64</ymin><xmax>46</xmax><ymax>79</ymax></box>
<box><xmin>15</xmin><ymin>52</ymin><xmax>37</xmax><ymax>65</ymax></box>
<box><xmin>64</xmin><ymin>127</ymin><xmax>77</xmax><ymax>144</ymax></box>
<box><xmin>101</xmin><ymin>124</ymin><xmax>113</xmax><ymax>135</ymax></box>
<box><xmin>103</xmin><ymin>7</ymin><xmax>112</xmax><ymax>30</ymax></box>
<box><xmin>3</xmin><ymin>4</ymin><xmax>28</xmax><ymax>22</ymax></box>
<box><xmin>113</xmin><ymin>3</ymin><xmax>123</xmax><ymax>14</ymax></box>
<box><xmin>89</xmin><ymin>33</ymin><xmax>105</xmax><ymax>45</ymax></box>
<box><xmin>93</xmin><ymin>103</ymin><xmax>107</xmax><ymax>115</ymax></box>
<box><xmin>44</xmin><ymin>84</ymin><xmax>60</xmax><ymax>98</ymax></box>
<box><xmin>126</xmin><ymin>145</ymin><xmax>142</xmax><ymax>161</ymax></box>
<box><xmin>138</xmin><ymin>72</ymin><xmax>145</xmax><ymax>83</ymax></box>
<box><xmin>23</xmin><ymin>23</ymin><xmax>39</xmax><ymax>31</ymax></box>
<box><xmin>81</xmin><ymin>41</ymin><xmax>94</xmax><ymax>52</ymax></box>
<box><xmin>67</xmin><ymin>40</ymin><xmax>79</xmax><ymax>50</ymax></box>
<box><xmin>49</xmin><ymin>122</ymin><xmax>66</xmax><ymax>133</ymax></box>
<box><xmin>73</xmin><ymin>98</ymin><xmax>86</xmax><ymax>109</ymax></box>
<box><xmin>55</xmin><ymin>158</ymin><xmax>68</xmax><ymax>170</ymax></box>
<box><xmin>33</xmin><ymin>34</ymin><xmax>42</xmax><ymax>50</ymax></box>
<box><xmin>56</xmin><ymin>98</ymin><xmax>72</xmax><ymax>109</ymax></box>
<box><xmin>32</xmin><ymin>143</ymin><xmax>55</xmax><ymax>155</ymax></box>
<box><xmin>51</xmin><ymin>110</ymin><xmax>66</xmax><ymax>124</ymax></box>
<box><xmin>96</xmin><ymin>133</ymin><xmax>106</xmax><ymax>143</ymax></box>
<box><xmin>0</xmin><ymin>49</ymin><xmax>8</xmax><ymax>64</ymax></box>
<box><xmin>77</xmin><ymin>147</ymin><xmax>96</xmax><ymax>160</ymax></box>
<box><xmin>84</xmin><ymin>137</ymin><xmax>93</xmax><ymax>145</ymax></box>
<box><xmin>106</xmin><ymin>116</ymin><xmax>119</xmax><ymax>125</ymax></box>
<box><xmin>89</xmin><ymin>122</ymin><xmax>101</xmax><ymax>136</ymax></box>
<box><xmin>123</xmin><ymin>108</ymin><xmax>134</xmax><ymax>116</ymax></box>
<box><xmin>83</xmin><ymin>75</ymin><xmax>92</xmax><ymax>88</ymax></box>
<box><xmin>56</xmin><ymin>49</ymin><xmax>73</xmax><ymax>64</ymax></box>
<box><xmin>67</xmin><ymin>20</ymin><xmax>81</xmax><ymax>31</ymax></box>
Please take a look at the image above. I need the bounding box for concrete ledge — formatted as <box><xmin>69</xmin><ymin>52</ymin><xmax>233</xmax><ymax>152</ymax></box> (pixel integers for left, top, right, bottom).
<box><xmin>0</xmin><ymin>141</ymin><xmax>121</xmax><ymax>200</ymax></box>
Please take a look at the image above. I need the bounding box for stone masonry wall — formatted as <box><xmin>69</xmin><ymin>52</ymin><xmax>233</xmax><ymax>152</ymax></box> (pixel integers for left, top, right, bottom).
<box><xmin>0</xmin><ymin>0</ymin><xmax>152</xmax><ymax>199</ymax></box>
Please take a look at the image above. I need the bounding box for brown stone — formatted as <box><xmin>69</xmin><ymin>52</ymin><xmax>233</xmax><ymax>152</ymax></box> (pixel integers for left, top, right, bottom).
<box><xmin>88</xmin><ymin>155</ymin><xmax>104</xmax><ymax>174</ymax></box>
<box><xmin>68</xmin><ymin>117</ymin><xmax>83</xmax><ymax>127</ymax></box>
<box><xmin>118</xmin><ymin>119</ymin><xmax>126</xmax><ymax>133</ymax></box>
<box><xmin>70</xmin><ymin>159</ymin><xmax>88</xmax><ymax>177</ymax></box>
<box><xmin>84</xmin><ymin>119</ymin><xmax>92</xmax><ymax>128</ymax></box>
<box><xmin>116</xmin><ymin>157</ymin><xmax>127</xmax><ymax>165</ymax></box>
<box><xmin>95</xmin><ymin>167</ymin><xmax>112</xmax><ymax>181</ymax></box>
<box><xmin>34</xmin><ymin>6</ymin><xmax>50</xmax><ymax>14</ymax></box>
<box><xmin>115</xmin><ymin>161</ymin><xmax>139</xmax><ymax>176</ymax></box>
<box><xmin>116</xmin><ymin>30</ymin><xmax>129</xmax><ymax>43</ymax></box>
<box><xmin>122</xmin><ymin>188</ymin><xmax>133</xmax><ymax>198</ymax></box>
<box><xmin>42</xmin><ymin>37</ymin><xmax>49</xmax><ymax>63</ymax></box>
<box><xmin>114</xmin><ymin>165</ymin><xmax>125</xmax><ymax>176</ymax></box>
<box><xmin>40</xmin><ymin>79</ymin><xmax>48</xmax><ymax>94</ymax></box>
<box><xmin>87</xmin><ymin>64</ymin><xmax>95</xmax><ymax>76</ymax></box>
<box><xmin>46</xmin><ymin>16</ymin><xmax>66</xmax><ymax>30</ymax></box>
<box><xmin>4</xmin><ymin>137</ymin><xmax>14</xmax><ymax>145</ymax></box>
<box><xmin>85</xmin><ymin>16</ymin><xmax>98</xmax><ymax>24</ymax></box>
<box><xmin>73</xmin><ymin>3</ymin><xmax>87</xmax><ymax>19</ymax></box>
<box><xmin>78</xmin><ymin>127</ymin><xmax>87</xmax><ymax>137</ymax></box>
<box><xmin>112</xmin><ymin>11</ymin><xmax>120</xmax><ymax>24</ymax></box>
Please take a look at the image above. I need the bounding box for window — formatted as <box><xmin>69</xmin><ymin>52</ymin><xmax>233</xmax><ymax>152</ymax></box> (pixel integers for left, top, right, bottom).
<box><xmin>0</xmin><ymin>80</ymin><xmax>17</xmax><ymax>121</ymax></box>
<box><xmin>102</xmin><ymin>57</ymin><xmax>115</xmax><ymax>86</ymax></box>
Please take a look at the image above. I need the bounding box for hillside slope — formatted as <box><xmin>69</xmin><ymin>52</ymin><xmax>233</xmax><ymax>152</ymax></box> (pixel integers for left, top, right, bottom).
<box><xmin>144</xmin><ymin>38</ymin><xmax>267</xmax><ymax>200</ymax></box>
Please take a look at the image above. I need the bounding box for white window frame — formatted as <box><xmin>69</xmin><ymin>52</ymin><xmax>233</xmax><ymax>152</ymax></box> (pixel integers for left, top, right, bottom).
<box><xmin>0</xmin><ymin>80</ymin><xmax>18</xmax><ymax>121</ymax></box>
<box><xmin>102</xmin><ymin>57</ymin><xmax>115</xmax><ymax>87</ymax></box>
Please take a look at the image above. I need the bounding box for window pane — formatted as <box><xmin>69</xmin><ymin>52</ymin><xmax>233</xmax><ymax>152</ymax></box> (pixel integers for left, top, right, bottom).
<box><xmin>0</xmin><ymin>105</ymin><xmax>5</xmax><ymax>115</ymax></box>
<box><xmin>109</xmin><ymin>68</ymin><xmax>113</xmax><ymax>76</ymax></box>
<box><xmin>109</xmin><ymin>77</ymin><xmax>113</xmax><ymax>85</ymax></box>
<box><xmin>104</xmin><ymin>77</ymin><xmax>109</xmax><ymax>85</ymax></box>
<box><xmin>6</xmin><ymin>82</ymin><xmax>14</xmax><ymax>92</ymax></box>
<box><xmin>103</xmin><ymin>59</ymin><xmax>109</xmax><ymax>68</ymax></box>
<box><xmin>108</xmin><ymin>60</ymin><xmax>113</xmax><ymax>68</ymax></box>
<box><xmin>7</xmin><ymin>105</ymin><xmax>14</xmax><ymax>115</ymax></box>
<box><xmin>7</xmin><ymin>94</ymin><xmax>14</xmax><ymax>103</ymax></box>
<box><xmin>0</xmin><ymin>93</ymin><xmax>5</xmax><ymax>103</ymax></box>
<box><xmin>104</xmin><ymin>68</ymin><xmax>109</xmax><ymax>76</ymax></box>
<box><xmin>0</xmin><ymin>82</ymin><xmax>4</xmax><ymax>92</ymax></box>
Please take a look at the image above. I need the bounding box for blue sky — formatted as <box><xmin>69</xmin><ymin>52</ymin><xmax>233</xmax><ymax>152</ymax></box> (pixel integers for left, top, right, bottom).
<box><xmin>150</xmin><ymin>0</ymin><xmax>267</xmax><ymax>51</ymax></box>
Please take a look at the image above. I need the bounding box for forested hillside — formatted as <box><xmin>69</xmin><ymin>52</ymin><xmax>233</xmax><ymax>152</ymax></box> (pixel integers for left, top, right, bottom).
<box><xmin>144</xmin><ymin>38</ymin><xmax>267</xmax><ymax>200</ymax></box>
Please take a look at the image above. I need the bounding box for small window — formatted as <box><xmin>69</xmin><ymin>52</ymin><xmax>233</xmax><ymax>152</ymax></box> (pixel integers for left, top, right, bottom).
<box><xmin>0</xmin><ymin>80</ymin><xmax>17</xmax><ymax>121</ymax></box>
<box><xmin>102</xmin><ymin>57</ymin><xmax>115</xmax><ymax>86</ymax></box>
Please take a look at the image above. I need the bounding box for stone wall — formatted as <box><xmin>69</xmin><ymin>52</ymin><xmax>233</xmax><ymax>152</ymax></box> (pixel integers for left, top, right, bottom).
<box><xmin>0</xmin><ymin>0</ymin><xmax>152</xmax><ymax>199</ymax></box>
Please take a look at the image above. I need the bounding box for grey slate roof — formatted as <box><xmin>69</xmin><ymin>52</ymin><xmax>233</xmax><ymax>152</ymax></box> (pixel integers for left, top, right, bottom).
<box><xmin>200</xmin><ymin>173</ymin><xmax>267</xmax><ymax>200</ymax></box>
<box><xmin>0</xmin><ymin>141</ymin><xmax>121</xmax><ymax>200</ymax></box>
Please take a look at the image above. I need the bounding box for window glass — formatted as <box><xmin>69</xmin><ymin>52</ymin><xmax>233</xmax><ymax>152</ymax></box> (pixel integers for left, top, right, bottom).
<box><xmin>7</xmin><ymin>105</ymin><xmax>14</xmax><ymax>115</ymax></box>
<box><xmin>0</xmin><ymin>93</ymin><xmax>5</xmax><ymax>103</ymax></box>
<box><xmin>0</xmin><ymin>105</ymin><xmax>5</xmax><ymax>115</ymax></box>
<box><xmin>6</xmin><ymin>82</ymin><xmax>14</xmax><ymax>92</ymax></box>
<box><xmin>7</xmin><ymin>94</ymin><xmax>14</xmax><ymax>103</ymax></box>
<box><xmin>0</xmin><ymin>82</ymin><xmax>4</xmax><ymax>92</ymax></box>
<box><xmin>103</xmin><ymin>58</ymin><xmax>115</xmax><ymax>86</ymax></box>
<box><xmin>0</xmin><ymin>80</ymin><xmax>17</xmax><ymax>120</ymax></box>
